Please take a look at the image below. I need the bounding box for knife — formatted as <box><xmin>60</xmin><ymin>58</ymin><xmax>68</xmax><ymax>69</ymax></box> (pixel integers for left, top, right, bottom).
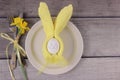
<box><xmin>10</xmin><ymin>12</ymin><xmax>24</xmax><ymax>70</ymax></box>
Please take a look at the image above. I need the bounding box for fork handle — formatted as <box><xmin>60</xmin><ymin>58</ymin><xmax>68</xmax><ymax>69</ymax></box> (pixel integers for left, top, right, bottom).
<box><xmin>10</xmin><ymin>53</ymin><xmax>17</xmax><ymax>70</ymax></box>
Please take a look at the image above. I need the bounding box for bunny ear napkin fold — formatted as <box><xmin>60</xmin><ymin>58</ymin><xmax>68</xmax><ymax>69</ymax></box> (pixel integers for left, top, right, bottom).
<box><xmin>38</xmin><ymin>2</ymin><xmax>73</xmax><ymax>65</ymax></box>
<box><xmin>25</xmin><ymin>2</ymin><xmax>83</xmax><ymax>75</ymax></box>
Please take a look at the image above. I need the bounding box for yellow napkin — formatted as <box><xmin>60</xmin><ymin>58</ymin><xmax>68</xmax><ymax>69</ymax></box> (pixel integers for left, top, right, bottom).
<box><xmin>38</xmin><ymin>2</ymin><xmax>73</xmax><ymax>65</ymax></box>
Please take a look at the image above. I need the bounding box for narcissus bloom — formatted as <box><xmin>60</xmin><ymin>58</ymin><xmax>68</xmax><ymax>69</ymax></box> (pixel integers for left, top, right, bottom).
<box><xmin>10</xmin><ymin>17</ymin><xmax>30</xmax><ymax>34</ymax></box>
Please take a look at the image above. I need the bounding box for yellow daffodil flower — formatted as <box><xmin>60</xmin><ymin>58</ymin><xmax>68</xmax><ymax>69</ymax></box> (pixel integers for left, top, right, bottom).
<box><xmin>10</xmin><ymin>17</ymin><xmax>30</xmax><ymax>34</ymax></box>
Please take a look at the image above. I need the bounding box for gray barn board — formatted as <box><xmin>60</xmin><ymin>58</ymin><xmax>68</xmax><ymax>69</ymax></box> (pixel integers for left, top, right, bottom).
<box><xmin>1</xmin><ymin>58</ymin><xmax>120</xmax><ymax>80</ymax></box>
<box><xmin>0</xmin><ymin>0</ymin><xmax>120</xmax><ymax>80</ymax></box>
<box><xmin>1</xmin><ymin>0</ymin><xmax>120</xmax><ymax>17</ymax></box>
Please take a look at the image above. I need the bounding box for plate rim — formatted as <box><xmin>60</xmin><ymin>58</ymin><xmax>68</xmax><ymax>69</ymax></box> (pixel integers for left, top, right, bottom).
<box><xmin>25</xmin><ymin>20</ymin><xmax>84</xmax><ymax>75</ymax></box>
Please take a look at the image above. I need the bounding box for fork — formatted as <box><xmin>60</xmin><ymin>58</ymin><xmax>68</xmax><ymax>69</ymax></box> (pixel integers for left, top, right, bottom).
<box><xmin>7</xmin><ymin>15</ymin><xmax>17</xmax><ymax>70</ymax></box>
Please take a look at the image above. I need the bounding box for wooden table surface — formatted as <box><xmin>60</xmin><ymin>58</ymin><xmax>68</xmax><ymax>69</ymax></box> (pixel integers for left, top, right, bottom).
<box><xmin>1</xmin><ymin>0</ymin><xmax>120</xmax><ymax>80</ymax></box>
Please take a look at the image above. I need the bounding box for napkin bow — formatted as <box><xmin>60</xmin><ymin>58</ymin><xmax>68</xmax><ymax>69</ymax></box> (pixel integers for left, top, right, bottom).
<box><xmin>38</xmin><ymin>2</ymin><xmax>73</xmax><ymax>65</ymax></box>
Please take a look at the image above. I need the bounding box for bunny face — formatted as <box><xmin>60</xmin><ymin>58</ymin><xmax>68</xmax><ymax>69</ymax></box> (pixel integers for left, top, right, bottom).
<box><xmin>47</xmin><ymin>38</ymin><xmax>59</xmax><ymax>55</ymax></box>
<box><xmin>38</xmin><ymin>2</ymin><xmax>73</xmax><ymax>65</ymax></box>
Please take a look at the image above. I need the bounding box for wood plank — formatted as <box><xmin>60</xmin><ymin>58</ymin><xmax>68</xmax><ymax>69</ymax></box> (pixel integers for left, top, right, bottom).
<box><xmin>23</xmin><ymin>18</ymin><xmax>120</xmax><ymax>57</ymax></box>
<box><xmin>0</xmin><ymin>18</ymin><xmax>14</xmax><ymax>58</ymax></box>
<box><xmin>1</xmin><ymin>0</ymin><xmax>120</xmax><ymax>17</ymax></box>
<box><xmin>0</xmin><ymin>18</ymin><xmax>11</xmax><ymax>32</ymax></box>
<box><xmin>0</xmin><ymin>0</ymin><xmax>22</xmax><ymax>17</ymax></box>
<box><xmin>0</xmin><ymin>58</ymin><xmax>120</xmax><ymax>80</ymax></box>
<box><xmin>0</xmin><ymin>32</ymin><xmax>14</xmax><ymax>58</ymax></box>
<box><xmin>72</xmin><ymin>18</ymin><xmax>120</xmax><ymax>57</ymax></box>
<box><xmin>1</xmin><ymin>18</ymin><xmax>120</xmax><ymax>58</ymax></box>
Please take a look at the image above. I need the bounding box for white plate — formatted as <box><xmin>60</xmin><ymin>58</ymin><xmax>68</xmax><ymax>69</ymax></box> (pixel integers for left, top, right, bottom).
<box><xmin>25</xmin><ymin>21</ymin><xmax>83</xmax><ymax>75</ymax></box>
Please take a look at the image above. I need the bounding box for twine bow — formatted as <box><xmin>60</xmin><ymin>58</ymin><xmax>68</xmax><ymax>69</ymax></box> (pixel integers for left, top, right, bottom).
<box><xmin>0</xmin><ymin>33</ymin><xmax>26</xmax><ymax>57</ymax></box>
<box><xmin>0</xmin><ymin>33</ymin><xmax>27</xmax><ymax>80</ymax></box>
<box><xmin>0</xmin><ymin>17</ymin><xmax>29</xmax><ymax>80</ymax></box>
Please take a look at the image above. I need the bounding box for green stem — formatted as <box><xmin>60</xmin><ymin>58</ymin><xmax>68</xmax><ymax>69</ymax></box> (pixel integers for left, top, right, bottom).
<box><xmin>16</xmin><ymin>48</ymin><xmax>28</xmax><ymax>80</ymax></box>
<box><xmin>14</xmin><ymin>33</ymin><xmax>27</xmax><ymax>80</ymax></box>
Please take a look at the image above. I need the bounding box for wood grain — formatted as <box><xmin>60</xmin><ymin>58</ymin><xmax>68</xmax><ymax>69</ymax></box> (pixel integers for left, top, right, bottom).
<box><xmin>72</xmin><ymin>18</ymin><xmax>120</xmax><ymax>57</ymax></box>
<box><xmin>1</xmin><ymin>18</ymin><xmax>120</xmax><ymax>58</ymax></box>
<box><xmin>1</xmin><ymin>0</ymin><xmax>120</xmax><ymax>80</ymax></box>
<box><xmin>1</xmin><ymin>0</ymin><xmax>120</xmax><ymax>17</ymax></box>
<box><xmin>0</xmin><ymin>18</ymin><xmax>14</xmax><ymax>58</ymax></box>
<box><xmin>0</xmin><ymin>58</ymin><xmax>120</xmax><ymax>80</ymax></box>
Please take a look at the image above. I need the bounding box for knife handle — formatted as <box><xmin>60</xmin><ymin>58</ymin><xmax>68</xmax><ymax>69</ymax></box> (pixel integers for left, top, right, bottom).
<box><xmin>10</xmin><ymin>53</ymin><xmax>17</xmax><ymax>70</ymax></box>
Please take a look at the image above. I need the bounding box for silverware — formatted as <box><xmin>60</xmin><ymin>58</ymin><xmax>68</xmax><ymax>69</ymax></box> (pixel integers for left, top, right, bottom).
<box><xmin>7</xmin><ymin>12</ymin><xmax>24</xmax><ymax>70</ymax></box>
<box><xmin>7</xmin><ymin>15</ymin><xmax>17</xmax><ymax>70</ymax></box>
<box><xmin>18</xmin><ymin>12</ymin><xmax>27</xmax><ymax>66</ymax></box>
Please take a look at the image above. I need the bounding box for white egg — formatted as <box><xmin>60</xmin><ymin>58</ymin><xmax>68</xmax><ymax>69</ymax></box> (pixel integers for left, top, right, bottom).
<box><xmin>47</xmin><ymin>38</ymin><xmax>59</xmax><ymax>54</ymax></box>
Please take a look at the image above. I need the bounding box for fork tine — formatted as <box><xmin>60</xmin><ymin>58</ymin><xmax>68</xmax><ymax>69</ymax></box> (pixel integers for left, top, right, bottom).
<box><xmin>7</xmin><ymin>15</ymin><xmax>15</xmax><ymax>32</ymax></box>
<box><xmin>7</xmin><ymin>14</ymin><xmax>14</xmax><ymax>23</ymax></box>
<box><xmin>9</xmin><ymin>16</ymin><xmax>13</xmax><ymax>24</ymax></box>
